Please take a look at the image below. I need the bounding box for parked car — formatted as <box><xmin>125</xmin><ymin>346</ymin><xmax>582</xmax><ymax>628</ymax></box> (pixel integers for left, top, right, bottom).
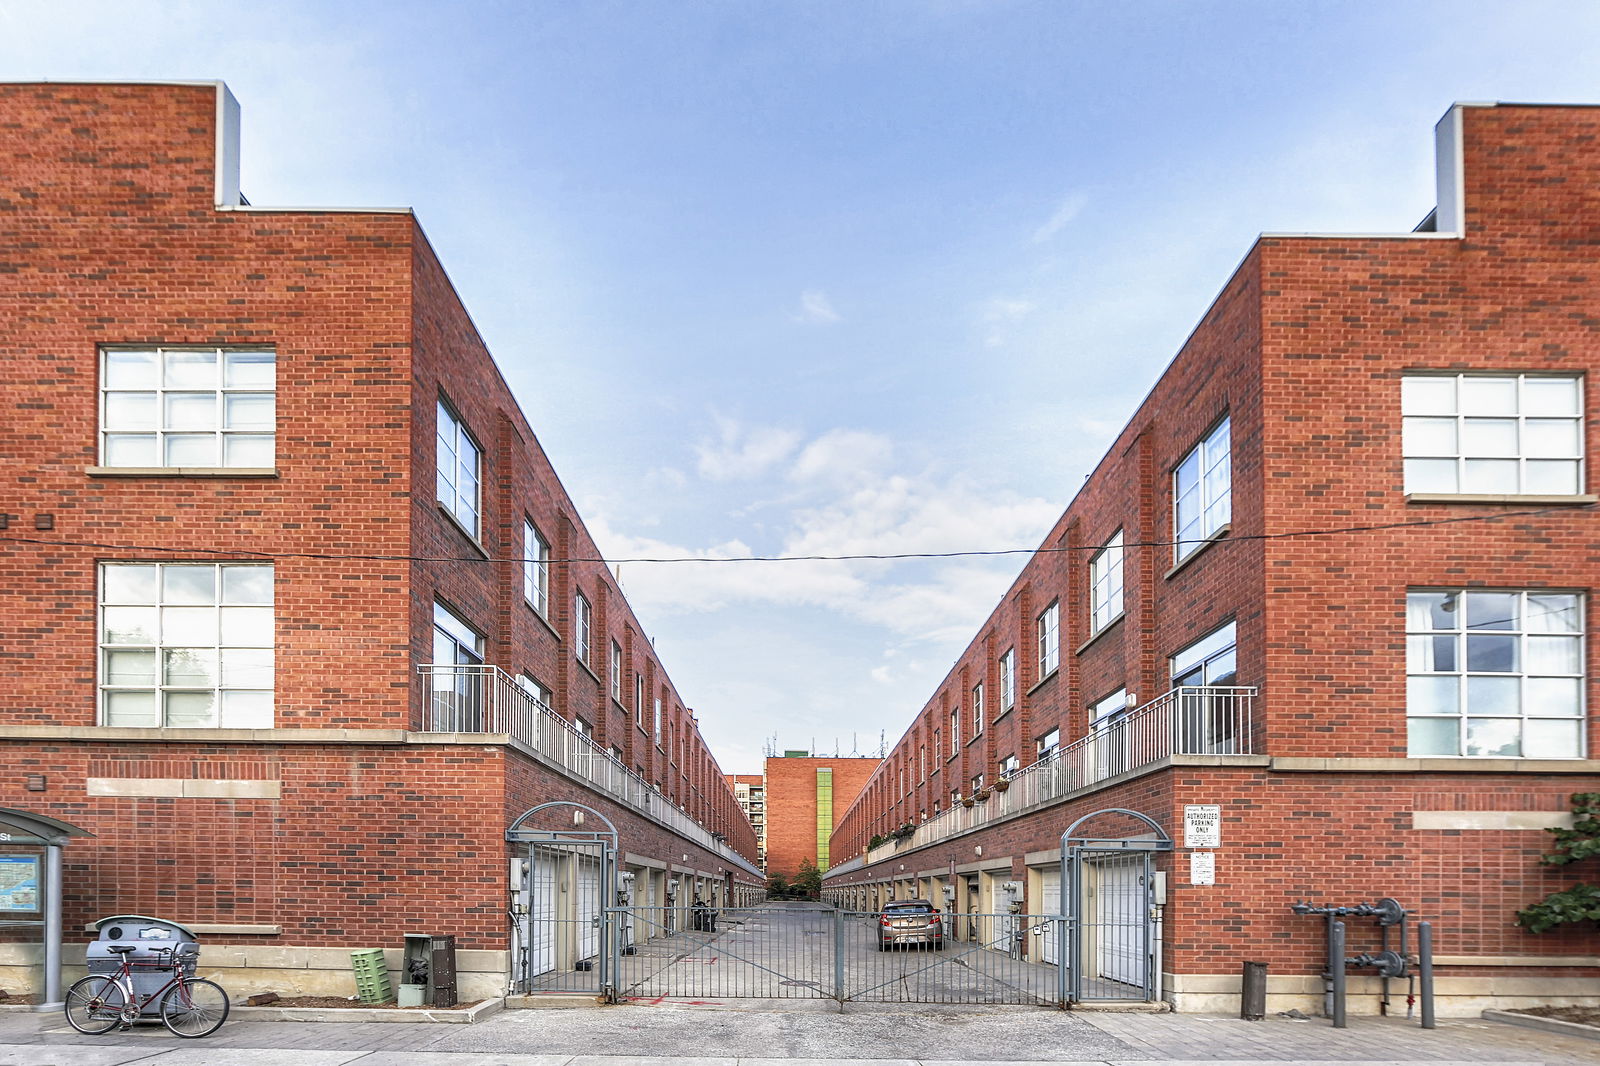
<box><xmin>877</xmin><ymin>900</ymin><xmax>943</xmax><ymax>950</ymax></box>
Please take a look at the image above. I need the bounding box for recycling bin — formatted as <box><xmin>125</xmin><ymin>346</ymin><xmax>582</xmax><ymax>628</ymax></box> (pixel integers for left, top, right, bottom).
<box><xmin>85</xmin><ymin>915</ymin><xmax>200</xmax><ymax>1016</ymax></box>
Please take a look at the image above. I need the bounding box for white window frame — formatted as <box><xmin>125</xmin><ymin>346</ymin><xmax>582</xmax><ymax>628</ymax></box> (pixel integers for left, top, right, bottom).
<box><xmin>949</xmin><ymin>706</ymin><xmax>960</xmax><ymax>758</ymax></box>
<box><xmin>999</xmin><ymin>648</ymin><xmax>1016</xmax><ymax>712</ymax></box>
<box><xmin>1174</xmin><ymin>416</ymin><xmax>1231</xmax><ymax>560</ymax></box>
<box><xmin>436</xmin><ymin>398</ymin><xmax>482</xmax><ymax>537</ymax></box>
<box><xmin>1037</xmin><ymin>601</ymin><xmax>1060</xmax><ymax>679</ymax></box>
<box><xmin>1402</xmin><ymin>373</ymin><xmax>1584</xmax><ymax>496</ymax></box>
<box><xmin>654</xmin><ymin>695</ymin><xmax>663</xmax><ymax>744</ymax></box>
<box><xmin>609</xmin><ymin>639</ymin><xmax>623</xmax><ymax>701</ymax></box>
<box><xmin>1090</xmin><ymin>530</ymin><xmax>1125</xmax><ymax>632</ymax></box>
<box><xmin>971</xmin><ymin>682</ymin><xmax>985</xmax><ymax>736</ymax></box>
<box><xmin>1406</xmin><ymin>588</ymin><xmax>1585</xmax><ymax>759</ymax></box>
<box><xmin>1090</xmin><ymin>687</ymin><xmax>1130</xmax><ymax>727</ymax></box>
<box><xmin>635</xmin><ymin>675</ymin><xmax>646</xmax><ymax>729</ymax></box>
<box><xmin>1035</xmin><ymin>727</ymin><xmax>1061</xmax><ymax>762</ymax></box>
<box><xmin>523</xmin><ymin>520</ymin><xmax>550</xmax><ymax>617</ymax></box>
<box><xmin>100</xmin><ymin>347</ymin><xmax>276</xmax><ymax>470</ymax></box>
<box><xmin>99</xmin><ymin>562</ymin><xmax>274</xmax><ymax>728</ymax></box>
<box><xmin>574</xmin><ymin>591</ymin><xmax>592</xmax><ymax>667</ymax></box>
<box><xmin>516</xmin><ymin>673</ymin><xmax>553</xmax><ymax>710</ymax></box>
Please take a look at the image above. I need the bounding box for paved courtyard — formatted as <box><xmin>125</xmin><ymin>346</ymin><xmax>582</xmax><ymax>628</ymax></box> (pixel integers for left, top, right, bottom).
<box><xmin>0</xmin><ymin>1001</ymin><xmax>1593</xmax><ymax>1066</ymax></box>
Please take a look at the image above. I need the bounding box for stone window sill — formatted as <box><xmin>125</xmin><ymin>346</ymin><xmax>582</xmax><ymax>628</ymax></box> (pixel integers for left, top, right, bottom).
<box><xmin>86</xmin><ymin>466</ymin><xmax>277</xmax><ymax>478</ymax></box>
<box><xmin>1405</xmin><ymin>493</ymin><xmax>1598</xmax><ymax>506</ymax></box>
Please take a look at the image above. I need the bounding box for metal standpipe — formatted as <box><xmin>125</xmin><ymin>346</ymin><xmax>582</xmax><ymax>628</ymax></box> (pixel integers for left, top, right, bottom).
<box><xmin>1418</xmin><ymin>920</ymin><xmax>1435</xmax><ymax>1029</ymax></box>
<box><xmin>1330</xmin><ymin>921</ymin><xmax>1347</xmax><ymax>1029</ymax></box>
<box><xmin>42</xmin><ymin>844</ymin><xmax>62</xmax><ymax>1008</ymax></box>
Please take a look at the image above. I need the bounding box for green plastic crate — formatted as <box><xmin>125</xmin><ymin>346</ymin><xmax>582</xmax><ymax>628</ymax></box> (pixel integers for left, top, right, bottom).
<box><xmin>350</xmin><ymin>948</ymin><xmax>393</xmax><ymax>1004</ymax></box>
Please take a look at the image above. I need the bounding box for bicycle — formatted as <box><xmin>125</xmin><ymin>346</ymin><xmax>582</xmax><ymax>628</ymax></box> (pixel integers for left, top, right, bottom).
<box><xmin>63</xmin><ymin>943</ymin><xmax>230</xmax><ymax>1038</ymax></box>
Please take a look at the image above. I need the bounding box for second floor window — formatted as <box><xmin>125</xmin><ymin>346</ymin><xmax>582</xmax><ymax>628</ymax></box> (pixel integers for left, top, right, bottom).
<box><xmin>1175</xmin><ymin>416</ymin><xmax>1231</xmax><ymax>560</ymax></box>
<box><xmin>1407</xmin><ymin>589</ymin><xmax>1583</xmax><ymax>758</ymax></box>
<box><xmin>436</xmin><ymin>399</ymin><xmax>481</xmax><ymax>537</ymax></box>
<box><xmin>997</xmin><ymin>754</ymin><xmax>1018</xmax><ymax>778</ymax></box>
<box><xmin>516</xmin><ymin>673</ymin><xmax>553</xmax><ymax>710</ymax></box>
<box><xmin>1037</xmin><ymin>601</ymin><xmax>1060</xmax><ymax>678</ymax></box>
<box><xmin>1035</xmin><ymin>727</ymin><xmax>1061</xmax><ymax>761</ymax></box>
<box><xmin>100</xmin><ymin>562</ymin><xmax>274</xmax><ymax>728</ymax></box>
<box><xmin>523</xmin><ymin>521</ymin><xmax>550</xmax><ymax>616</ymax></box>
<box><xmin>1403</xmin><ymin>374</ymin><xmax>1583</xmax><ymax>496</ymax></box>
<box><xmin>101</xmin><ymin>347</ymin><xmax>275</xmax><ymax>469</ymax></box>
<box><xmin>574</xmin><ymin>591</ymin><xmax>592</xmax><ymax>666</ymax></box>
<box><xmin>1091</xmin><ymin>530</ymin><xmax>1125</xmax><ymax>631</ymax></box>
<box><xmin>999</xmin><ymin>648</ymin><xmax>1016</xmax><ymax>712</ymax></box>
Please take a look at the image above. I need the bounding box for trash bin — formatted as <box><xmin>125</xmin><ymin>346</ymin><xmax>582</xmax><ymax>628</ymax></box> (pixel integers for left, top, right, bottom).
<box><xmin>85</xmin><ymin>915</ymin><xmax>200</xmax><ymax>1017</ymax></box>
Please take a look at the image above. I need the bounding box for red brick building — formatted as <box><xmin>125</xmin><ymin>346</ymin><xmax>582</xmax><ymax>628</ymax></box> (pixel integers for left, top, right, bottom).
<box><xmin>0</xmin><ymin>81</ymin><xmax>761</xmax><ymax>1000</ymax></box>
<box><xmin>824</xmin><ymin>102</ymin><xmax>1600</xmax><ymax>1015</ymax></box>
<box><xmin>761</xmin><ymin>755</ymin><xmax>879</xmax><ymax>883</ymax></box>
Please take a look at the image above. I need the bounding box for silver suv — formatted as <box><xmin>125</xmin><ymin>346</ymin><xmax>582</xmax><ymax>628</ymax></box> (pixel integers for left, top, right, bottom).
<box><xmin>876</xmin><ymin>900</ymin><xmax>944</xmax><ymax>950</ymax></box>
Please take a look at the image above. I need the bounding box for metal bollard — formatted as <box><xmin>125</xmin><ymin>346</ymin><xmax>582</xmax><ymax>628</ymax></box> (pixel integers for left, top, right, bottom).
<box><xmin>1331</xmin><ymin>921</ymin><xmax>1347</xmax><ymax>1028</ymax></box>
<box><xmin>1241</xmin><ymin>960</ymin><xmax>1268</xmax><ymax>1020</ymax></box>
<box><xmin>1418</xmin><ymin>921</ymin><xmax>1435</xmax><ymax>1030</ymax></box>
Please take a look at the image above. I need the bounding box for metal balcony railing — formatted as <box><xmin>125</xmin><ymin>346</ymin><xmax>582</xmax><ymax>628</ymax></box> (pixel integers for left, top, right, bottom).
<box><xmin>418</xmin><ymin>663</ymin><xmax>761</xmax><ymax>876</ymax></box>
<box><xmin>849</xmin><ymin>685</ymin><xmax>1256</xmax><ymax>863</ymax></box>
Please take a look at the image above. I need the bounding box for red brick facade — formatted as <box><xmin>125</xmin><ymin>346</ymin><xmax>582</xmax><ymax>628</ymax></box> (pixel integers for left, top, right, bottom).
<box><xmin>0</xmin><ymin>81</ymin><xmax>759</xmax><ymax>997</ymax></box>
<box><xmin>760</xmin><ymin>756</ymin><xmax>879</xmax><ymax>881</ymax></box>
<box><xmin>825</xmin><ymin>103</ymin><xmax>1600</xmax><ymax>1014</ymax></box>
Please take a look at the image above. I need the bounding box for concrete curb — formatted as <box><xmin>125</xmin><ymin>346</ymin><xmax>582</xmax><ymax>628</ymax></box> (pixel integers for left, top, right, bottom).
<box><xmin>233</xmin><ymin>996</ymin><xmax>504</xmax><ymax>1024</ymax></box>
<box><xmin>1483</xmin><ymin>1008</ymin><xmax>1600</xmax><ymax>1042</ymax></box>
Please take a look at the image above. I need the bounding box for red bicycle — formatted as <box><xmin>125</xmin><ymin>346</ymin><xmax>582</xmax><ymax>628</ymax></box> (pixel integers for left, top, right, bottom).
<box><xmin>64</xmin><ymin>944</ymin><xmax>229</xmax><ymax>1037</ymax></box>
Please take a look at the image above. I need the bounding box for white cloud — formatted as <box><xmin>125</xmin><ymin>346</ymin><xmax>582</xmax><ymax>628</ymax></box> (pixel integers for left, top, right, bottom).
<box><xmin>693</xmin><ymin>416</ymin><xmax>801</xmax><ymax>481</ymax></box>
<box><xmin>1031</xmin><ymin>192</ymin><xmax>1089</xmax><ymax>243</ymax></box>
<box><xmin>793</xmin><ymin>288</ymin><xmax>842</xmax><ymax>324</ymax></box>
<box><xmin>789</xmin><ymin>429</ymin><xmax>894</xmax><ymax>488</ymax></box>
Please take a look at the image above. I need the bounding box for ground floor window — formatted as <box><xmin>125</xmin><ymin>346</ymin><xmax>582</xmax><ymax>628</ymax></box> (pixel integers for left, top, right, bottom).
<box><xmin>1407</xmin><ymin>588</ymin><xmax>1584</xmax><ymax>758</ymax></box>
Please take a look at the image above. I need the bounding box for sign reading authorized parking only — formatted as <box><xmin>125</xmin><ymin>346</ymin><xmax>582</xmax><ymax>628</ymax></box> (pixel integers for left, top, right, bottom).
<box><xmin>1183</xmin><ymin>804</ymin><xmax>1221</xmax><ymax>848</ymax></box>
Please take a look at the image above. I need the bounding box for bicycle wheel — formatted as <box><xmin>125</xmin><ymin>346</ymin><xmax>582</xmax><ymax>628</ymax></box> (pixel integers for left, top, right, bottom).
<box><xmin>64</xmin><ymin>976</ymin><xmax>128</xmax><ymax>1035</ymax></box>
<box><xmin>159</xmin><ymin>978</ymin><xmax>229</xmax><ymax>1037</ymax></box>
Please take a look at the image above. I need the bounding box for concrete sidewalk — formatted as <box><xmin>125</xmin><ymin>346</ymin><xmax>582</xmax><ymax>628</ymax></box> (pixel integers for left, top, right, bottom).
<box><xmin>0</xmin><ymin>1002</ymin><xmax>1592</xmax><ymax>1066</ymax></box>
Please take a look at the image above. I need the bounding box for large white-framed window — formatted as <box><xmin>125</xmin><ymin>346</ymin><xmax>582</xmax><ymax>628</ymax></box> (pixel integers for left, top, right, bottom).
<box><xmin>609</xmin><ymin>639</ymin><xmax>623</xmax><ymax>701</ymax></box>
<box><xmin>971</xmin><ymin>682</ymin><xmax>985</xmax><ymax>736</ymax></box>
<box><xmin>1089</xmin><ymin>687</ymin><xmax>1131</xmax><ymax>780</ymax></box>
<box><xmin>1037</xmin><ymin>601</ymin><xmax>1060</xmax><ymax>679</ymax></box>
<box><xmin>99</xmin><ymin>562</ymin><xmax>274</xmax><ymax>728</ymax></box>
<box><xmin>1174</xmin><ymin>417</ymin><xmax>1232</xmax><ymax>560</ymax></box>
<box><xmin>1091</xmin><ymin>530</ymin><xmax>1125</xmax><ymax>632</ymax></box>
<box><xmin>574</xmin><ymin>591</ymin><xmax>592</xmax><ymax>667</ymax></box>
<box><xmin>654</xmin><ymin>695</ymin><xmax>663</xmax><ymax>743</ymax></box>
<box><xmin>949</xmin><ymin>706</ymin><xmax>960</xmax><ymax>758</ymax></box>
<box><xmin>436</xmin><ymin>398</ymin><xmax>481</xmax><ymax>537</ymax></box>
<box><xmin>1035</xmin><ymin>727</ymin><xmax>1061</xmax><ymax>762</ymax></box>
<box><xmin>635</xmin><ymin>675</ymin><xmax>646</xmax><ymax>729</ymax></box>
<box><xmin>1402</xmin><ymin>374</ymin><xmax>1584</xmax><ymax>496</ymax></box>
<box><xmin>1170</xmin><ymin>622</ymin><xmax>1239</xmax><ymax>754</ymax></box>
<box><xmin>999</xmin><ymin>648</ymin><xmax>1016</xmax><ymax>712</ymax></box>
<box><xmin>432</xmin><ymin>601</ymin><xmax>484</xmax><ymax>667</ymax></box>
<box><xmin>523</xmin><ymin>520</ymin><xmax>550</xmax><ymax>617</ymax></box>
<box><xmin>430</xmin><ymin>601</ymin><xmax>485</xmax><ymax>730</ymax></box>
<box><xmin>100</xmin><ymin>347</ymin><xmax>276</xmax><ymax>469</ymax></box>
<box><xmin>1407</xmin><ymin>589</ymin><xmax>1584</xmax><ymax>758</ymax></box>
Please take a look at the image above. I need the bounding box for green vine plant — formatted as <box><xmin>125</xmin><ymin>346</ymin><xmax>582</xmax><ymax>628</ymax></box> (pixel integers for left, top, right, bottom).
<box><xmin>1515</xmin><ymin>792</ymin><xmax>1600</xmax><ymax>934</ymax></box>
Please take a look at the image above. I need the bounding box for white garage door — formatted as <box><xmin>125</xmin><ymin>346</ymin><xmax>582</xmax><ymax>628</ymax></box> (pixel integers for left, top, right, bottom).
<box><xmin>1039</xmin><ymin>867</ymin><xmax>1062</xmax><ymax>966</ymax></box>
<box><xmin>577</xmin><ymin>857</ymin><xmax>601</xmax><ymax>961</ymax></box>
<box><xmin>1094</xmin><ymin>859</ymin><xmax>1145</xmax><ymax>986</ymax></box>
<box><xmin>527</xmin><ymin>848</ymin><xmax>557</xmax><ymax>977</ymax></box>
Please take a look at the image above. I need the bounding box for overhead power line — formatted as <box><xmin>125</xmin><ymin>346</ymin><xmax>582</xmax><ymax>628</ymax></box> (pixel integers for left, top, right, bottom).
<box><xmin>0</xmin><ymin>503</ymin><xmax>1589</xmax><ymax>566</ymax></box>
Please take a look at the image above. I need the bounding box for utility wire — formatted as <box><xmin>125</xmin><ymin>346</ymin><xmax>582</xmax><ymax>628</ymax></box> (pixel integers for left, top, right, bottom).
<box><xmin>0</xmin><ymin>503</ymin><xmax>1589</xmax><ymax>566</ymax></box>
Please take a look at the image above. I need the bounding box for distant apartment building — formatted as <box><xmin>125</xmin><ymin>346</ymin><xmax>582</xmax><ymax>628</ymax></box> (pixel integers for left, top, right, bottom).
<box><xmin>726</xmin><ymin>774</ymin><xmax>767</xmax><ymax>868</ymax></box>
<box><xmin>762</xmin><ymin>754</ymin><xmax>879</xmax><ymax>882</ymax></box>
<box><xmin>823</xmin><ymin>101</ymin><xmax>1600</xmax><ymax>1015</ymax></box>
<box><xmin>0</xmin><ymin>80</ymin><xmax>761</xmax><ymax>1002</ymax></box>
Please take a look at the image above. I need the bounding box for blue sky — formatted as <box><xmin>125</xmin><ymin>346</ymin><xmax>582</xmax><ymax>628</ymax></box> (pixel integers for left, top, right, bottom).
<box><xmin>7</xmin><ymin>1</ymin><xmax>1600</xmax><ymax>771</ymax></box>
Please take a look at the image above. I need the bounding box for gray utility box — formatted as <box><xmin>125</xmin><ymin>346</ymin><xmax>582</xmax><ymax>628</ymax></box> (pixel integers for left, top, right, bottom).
<box><xmin>86</xmin><ymin>915</ymin><xmax>200</xmax><ymax>1016</ymax></box>
<box><xmin>401</xmin><ymin>934</ymin><xmax>457</xmax><ymax>1007</ymax></box>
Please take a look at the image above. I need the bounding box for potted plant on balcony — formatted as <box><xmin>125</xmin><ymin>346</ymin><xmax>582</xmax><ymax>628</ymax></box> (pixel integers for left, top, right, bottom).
<box><xmin>974</xmin><ymin>787</ymin><xmax>992</xmax><ymax>802</ymax></box>
<box><xmin>993</xmin><ymin>777</ymin><xmax>1011</xmax><ymax>793</ymax></box>
<box><xmin>961</xmin><ymin>795</ymin><xmax>976</xmax><ymax>808</ymax></box>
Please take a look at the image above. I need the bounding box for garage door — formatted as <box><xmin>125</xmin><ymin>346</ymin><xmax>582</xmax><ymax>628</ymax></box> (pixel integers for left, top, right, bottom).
<box><xmin>577</xmin><ymin>857</ymin><xmax>601</xmax><ymax>960</ymax></box>
<box><xmin>1094</xmin><ymin>858</ymin><xmax>1145</xmax><ymax>986</ymax></box>
<box><xmin>528</xmin><ymin>847</ymin><xmax>558</xmax><ymax>977</ymax></box>
<box><xmin>1039</xmin><ymin>867</ymin><xmax>1062</xmax><ymax>965</ymax></box>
